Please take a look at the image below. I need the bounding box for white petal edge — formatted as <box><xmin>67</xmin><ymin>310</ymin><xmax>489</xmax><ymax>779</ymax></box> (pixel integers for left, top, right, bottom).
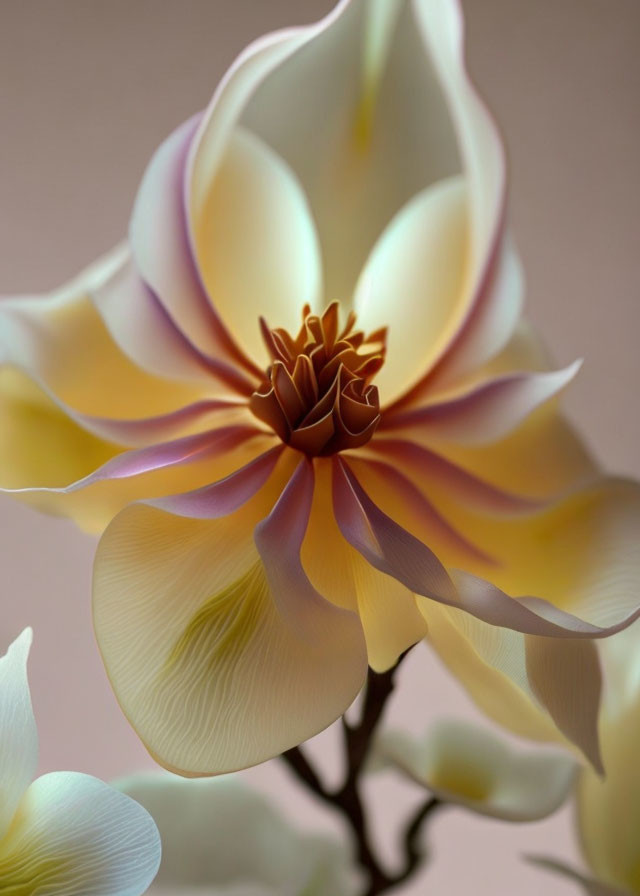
<box><xmin>0</xmin><ymin>771</ymin><xmax>160</xmax><ymax>896</ymax></box>
<box><xmin>0</xmin><ymin>627</ymin><xmax>37</xmax><ymax>841</ymax></box>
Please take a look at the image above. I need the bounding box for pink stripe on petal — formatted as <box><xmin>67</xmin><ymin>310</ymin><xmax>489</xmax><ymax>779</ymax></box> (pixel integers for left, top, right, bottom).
<box><xmin>350</xmin><ymin>457</ymin><xmax>497</xmax><ymax>565</ymax></box>
<box><xmin>78</xmin><ymin>399</ymin><xmax>245</xmax><ymax>448</ymax></box>
<box><xmin>368</xmin><ymin>438</ymin><xmax>544</xmax><ymax>515</ymax></box>
<box><xmin>93</xmin><ymin>255</ymin><xmax>256</xmax><ymax>396</ymax></box>
<box><xmin>255</xmin><ymin>459</ymin><xmax>366</xmax><ymax>646</ymax></box>
<box><xmin>149</xmin><ymin>445</ymin><xmax>284</xmax><ymax>519</ymax></box>
<box><xmin>381</xmin><ymin>362</ymin><xmax>581</xmax><ymax>445</ymax></box>
<box><xmin>333</xmin><ymin>460</ymin><xmax>640</xmax><ymax>639</ymax></box>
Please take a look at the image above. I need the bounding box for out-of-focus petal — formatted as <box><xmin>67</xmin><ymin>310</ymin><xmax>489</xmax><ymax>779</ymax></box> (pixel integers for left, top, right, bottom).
<box><xmin>93</xmin><ymin>461</ymin><xmax>367</xmax><ymax>775</ymax></box>
<box><xmin>0</xmin><ymin>247</ymin><xmax>200</xmax><ymax>416</ymax></box>
<box><xmin>0</xmin><ymin>628</ymin><xmax>37</xmax><ymax>841</ymax></box>
<box><xmin>116</xmin><ymin>773</ymin><xmax>358</xmax><ymax>896</ymax></box>
<box><xmin>528</xmin><ymin>857</ymin><xmax>629</xmax><ymax>896</ymax></box>
<box><xmin>578</xmin><ymin>693</ymin><xmax>640</xmax><ymax>894</ymax></box>
<box><xmin>0</xmin><ymin>771</ymin><xmax>160</xmax><ymax>896</ymax></box>
<box><xmin>353</xmin><ymin>177</ymin><xmax>470</xmax><ymax>404</ymax></box>
<box><xmin>373</xmin><ymin>719</ymin><xmax>575</xmax><ymax>821</ymax></box>
<box><xmin>191</xmin><ymin>128</ymin><xmax>322</xmax><ymax>367</ymax></box>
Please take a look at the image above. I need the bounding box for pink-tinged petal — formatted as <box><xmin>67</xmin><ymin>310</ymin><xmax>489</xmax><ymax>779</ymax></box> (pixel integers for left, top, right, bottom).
<box><xmin>346</xmin><ymin>455</ymin><xmax>496</xmax><ymax>566</ymax></box>
<box><xmin>334</xmin><ymin>461</ymin><xmax>640</xmax><ymax>640</ymax></box>
<box><xmin>0</xmin><ymin>247</ymin><xmax>201</xmax><ymax>417</ymax></box>
<box><xmin>300</xmin><ymin>458</ymin><xmax>427</xmax><ymax>672</ymax></box>
<box><xmin>92</xmin><ymin>254</ymin><xmax>256</xmax><ymax>396</ymax></box>
<box><xmin>190</xmin><ymin>128</ymin><xmax>322</xmax><ymax>366</ymax></box>
<box><xmin>93</xmin><ymin>463</ymin><xmax>367</xmax><ymax>775</ymax></box>
<box><xmin>366</xmin><ymin>438</ymin><xmax>543</xmax><ymax>515</ymax></box>
<box><xmin>241</xmin><ymin>1</ymin><xmax>459</xmax><ymax>305</ymax></box>
<box><xmin>526</xmin><ymin>636</ymin><xmax>603</xmax><ymax>774</ymax></box>
<box><xmin>150</xmin><ymin>445</ymin><xmax>285</xmax><ymax>519</ymax></box>
<box><xmin>8</xmin><ymin>426</ymin><xmax>265</xmax><ymax>496</ymax></box>
<box><xmin>381</xmin><ymin>361</ymin><xmax>581</xmax><ymax>444</ymax></box>
<box><xmin>77</xmin><ymin>399</ymin><xmax>246</xmax><ymax>448</ymax></box>
<box><xmin>131</xmin><ymin>116</ymin><xmax>260</xmax><ymax>380</ymax></box>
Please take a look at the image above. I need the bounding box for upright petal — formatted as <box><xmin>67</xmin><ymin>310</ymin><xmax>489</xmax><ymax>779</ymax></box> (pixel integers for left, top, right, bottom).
<box><xmin>0</xmin><ymin>771</ymin><xmax>160</xmax><ymax>896</ymax></box>
<box><xmin>191</xmin><ymin>128</ymin><xmax>322</xmax><ymax>366</ymax></box>
<box><xmin>93</xmin><ymin>459</ymin><xmax>367</xmax><ymax>775</ymax></box>
<box><xmin>0</xmin><ymin>628</ymin><xmax>37</xmax><ymax>842</ymax></box>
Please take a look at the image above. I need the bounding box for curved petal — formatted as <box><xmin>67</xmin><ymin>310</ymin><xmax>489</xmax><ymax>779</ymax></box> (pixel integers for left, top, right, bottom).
<box><xmin>0</xmin><ymin>246</ymin><xmax>201</xmax><ymax>417</ymax></box>
<box><xmin>93</xmin><ymin>460</ymin><xmax>367</xmax><ymax>775</ymax></box>
<box><xmin>115</xmin><ymin>773</ymin><xmax>358</xmax><ymax>896</ymax></box>
<box><xmin>0</xmin><ymin>628</ymin><xmax>37</xmax><ymax>841</ymax></box>
<box><xmin>191</xmin><ymin>127</ymin><xmax>322</xmax><ymax>366</ymax></box>
<box><xmin>240</xmin><ymin>0</ymin><xmax>460</xmax><ymax>305</ymax></box>
<box><xmin>578</xmin><ymin>694</ymin><xmax>640</xmax><ymax>893</ymax></box>
<box><xmin>353</xmin><ymin>177</ymin><xmax>470</xmax><ymax>404</ymax></box>
<box><xmin>0</xmin><ymin>771</ymin><xmax>160</xmax><ymax>896</ymax></box>
<box><xmin>92</xmin><ymin>253</ymin><xmax>255</xmax><ymax>396</ymax></box>
<box><xmin>406</xmin><ymin>0</ymin><xmax>517</xmax><ymax>397</ymax></box>
<box><xmin>0</xmin><ymin>370</ymin><xmax>271</xmax><ymax>533</ymax></box>
<box><xmin>373</xmin><ymin>719</ymin><xmax>576</xmax><ymax>822</ymax></box>
<box><xmin>380</xmin><ymin>360</ymin><xmax>581</xmax><ymax>445</ymax></box>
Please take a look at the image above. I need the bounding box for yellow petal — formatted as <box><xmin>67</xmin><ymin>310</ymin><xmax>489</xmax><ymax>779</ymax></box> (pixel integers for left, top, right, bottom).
<box><xmin>93</xmin><ymin>462</ymin><xmax>367</xmax><ymax>774</ymax></box>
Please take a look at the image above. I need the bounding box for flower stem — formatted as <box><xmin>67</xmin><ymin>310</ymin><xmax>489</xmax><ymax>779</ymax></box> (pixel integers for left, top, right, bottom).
<box><xmin>281</xmin><ymin>658</ymin><xmax>446</xmax><ymax>894</ymax></box>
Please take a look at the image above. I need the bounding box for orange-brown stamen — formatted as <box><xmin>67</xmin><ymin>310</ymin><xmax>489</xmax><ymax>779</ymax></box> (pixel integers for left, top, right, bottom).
<box><xmin>250</xmin><ymin>302</ymin><xmax>386</xmax><ymax>456</ymax></box>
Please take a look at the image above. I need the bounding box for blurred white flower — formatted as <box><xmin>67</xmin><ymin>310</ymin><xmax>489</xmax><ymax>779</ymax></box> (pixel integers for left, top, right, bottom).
<box><xmin>117</xmin><ymin>772</ymin><xmax>360</xmax><ymax>896</ymax></box>
<box><xmin>0</xmin><ymin>628</ymin><xmax>160</xmax><ymax>895</ymax></box>
<box><xmin>371</xmin><ymin>718</ymin><xmax>575</xmax><ymax>822</ymax></box>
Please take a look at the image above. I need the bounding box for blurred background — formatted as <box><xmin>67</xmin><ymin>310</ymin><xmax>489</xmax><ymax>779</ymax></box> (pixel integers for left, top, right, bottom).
<box><xmin>1</xmin><ymin>1</ymin><xmax>638</xmax><ymax>893</ymax></box>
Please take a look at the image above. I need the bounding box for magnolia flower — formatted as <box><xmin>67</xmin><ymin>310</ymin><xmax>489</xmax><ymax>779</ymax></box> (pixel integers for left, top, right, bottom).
<box><xmin>0</xmin><ymin>628</ymin><xmax>160</xmax><ymax>895</ymax></box>
<box><xmin>531</xmin><ymin>625</ymin><xmax>640</xmax><ymax>896</ymax></box>
<box><xmin>1</xmin><ymin>0</ymin><xmax>639</xmax><ymax>776</ymax></box>
<box><xmin>116</xmin><ymin>772</ymin><xmax>359</xmax><ymax>896</ymax></box>
<box><xmin>370</xmin><ymin>719</ymin><xmax>575</xmax><ymax>822</ymax></box>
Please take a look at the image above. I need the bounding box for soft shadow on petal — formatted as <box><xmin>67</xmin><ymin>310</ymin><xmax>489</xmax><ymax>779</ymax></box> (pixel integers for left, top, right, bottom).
<box><xmin>373</xmin><ymin>719</ymin><xmax>575</xmax><ymax>822</ymax></box>
<box><xmin>353</xmin><ymin>176</ymin><xmax>470</xmax><ymax>405</ymax></box>
<box><xmin>0</xmin><ymin>772</ymin><xmax>160</xmax><ymax>896</ymax></box>
<box><xmin>0</xmin><ymin>629</ymin><xmax>37</xmax><ymax>842</ymax></box>
<box><xmin>0</xmin><ymin>247</ymin><xmax>201</xmax><ymax>416</ymax></box>
<box><xmin>241</xmin><ymin>0</ymin><xmax>460</xmax><ymax>306</ymax></box>
<box><xmin>116</xmin><ymin>773</ymin><xmax>359</xmax><ymax>896</ymax></box>
<box><xmin>192</xmin><ymin>128</ymin><xmax>322</xmax><ymax>367</ymax></box>
<box><xmin>93</xmin><ymin>457</ymin><xmax>367</xmax><ymax>775</ymax></box>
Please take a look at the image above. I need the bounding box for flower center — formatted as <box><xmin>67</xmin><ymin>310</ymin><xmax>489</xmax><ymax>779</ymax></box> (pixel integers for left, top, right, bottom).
<box><xmin>249</xmin><ymin>302</ymin><xmax>386</xmax><ymax>456</ymax></box>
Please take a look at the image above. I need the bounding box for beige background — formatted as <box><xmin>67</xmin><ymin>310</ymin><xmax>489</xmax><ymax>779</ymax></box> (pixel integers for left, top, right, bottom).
<box><xmin>1</xmin><ymin>1</ymin><xmax>638</xmax><ymax>893</ymax></box>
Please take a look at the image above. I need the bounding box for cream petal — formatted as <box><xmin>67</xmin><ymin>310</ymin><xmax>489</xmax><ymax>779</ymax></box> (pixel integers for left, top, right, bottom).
<box><xmin>410</xmin><ymin>0</ymin><xmax>516</xmax><ymax>391</ymax></box>
<box><xmin>373</xmin><ymin>719</ymin><xmax>575</xmax><ymax>822</ymax></box>
<box><xmin>0</xmin><ymin>247</ymin><xmax>201</xmax><ymax>417</ymax></box>
<box><xmin>191</xmin><ymin>127</ymin><xmax>322</xmax><ymax>366</ymax></box>
<box><xmin>115</xmin><ymin>773</ymin><xmax>358</xmax><ymax>896</ymax></box>
<box><xmin>93</xmin><ymin>463</ymin><xmax>367</xmax><ymax>775</ymax></box>
<box><xmin>578</xmin><ymin>691</ymin><xmax>640</xmax><ymax>893</ymax></box>
<box><xmin>381</xmin><ymin>361</ymin><xmax>581</xmax><ymax>445</ymax></box>
<box><xmin>0</xmin><ymin>629</ymin><xmax>37</xmax><ymax>842</ymax></box>
<box><xmin>241</xmin><ymin>0</ymin><xmax>459</xmax><ymax>306</ymax></box>
<box><xmin>353</xmin><ymin>177</ymin><xmax>470</xmax><ymax>405</ymax></box>
<box><xmin>0</xmin><ymin>771</ymin><xmax>160</xmax><ymax>896</ymax></box>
